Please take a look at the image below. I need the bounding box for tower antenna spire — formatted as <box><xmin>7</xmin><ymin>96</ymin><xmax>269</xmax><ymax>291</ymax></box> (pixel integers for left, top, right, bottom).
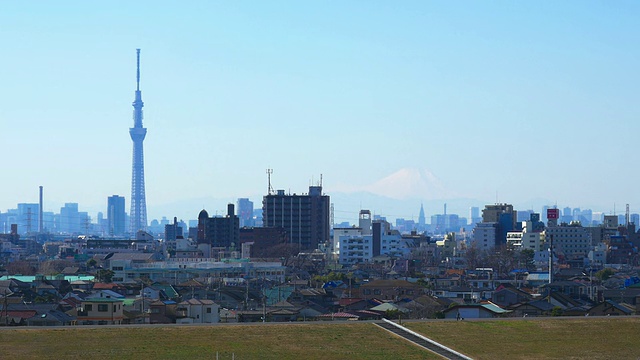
<box><xmin>130</xmin><ymin>48</ymin><xmax>148</xmax><ymax>234</ymax></box>
<box><xmin>266</xmin><ymin>169</ymin><xmax>274</xmax><ymax>195</ymax></box>
<box><xmin>136</xmin><ymin>48</ymin><xmax>141</xmax><ymax>91</ymax></box>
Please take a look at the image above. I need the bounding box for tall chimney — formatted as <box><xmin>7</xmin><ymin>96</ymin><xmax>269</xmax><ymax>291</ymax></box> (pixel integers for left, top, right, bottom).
<box><xmin>39</xmin><ymin>186</ymin><xmax>43</xmax><ymax>233</ymax></box>
<box><xmin>227</xmin><ymin>203</ymin><xmax>235</xmax><ymax>217</ymax></box>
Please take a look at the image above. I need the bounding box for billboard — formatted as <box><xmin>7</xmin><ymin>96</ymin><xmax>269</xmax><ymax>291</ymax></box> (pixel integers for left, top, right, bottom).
<box><xmin>547</xmin><ymin>208</ymin><xmax>560</xmax><ymax>219</ymax></box>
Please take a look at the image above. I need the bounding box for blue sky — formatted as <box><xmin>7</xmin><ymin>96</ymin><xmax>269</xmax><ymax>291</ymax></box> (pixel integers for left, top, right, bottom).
<box><xmin>1</xmin><ymin>2</ymin><xmax>639</xmax><ymax>223</ymax></box>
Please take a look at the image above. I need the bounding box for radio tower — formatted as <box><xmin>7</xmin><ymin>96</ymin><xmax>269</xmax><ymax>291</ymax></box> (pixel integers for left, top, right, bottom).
<box><xmin>129</xmin><ymin>48</ymin><xmax>148</xmax><ymax>234</ymax></box>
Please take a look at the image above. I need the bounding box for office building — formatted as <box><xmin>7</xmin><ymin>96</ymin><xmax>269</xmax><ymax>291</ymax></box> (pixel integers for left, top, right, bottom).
<box><xmin>107</xmin><ymin>195</ymin><xmax>126</xmax><ymax>236</ymax></box>
<box><xmin>197</xmin><ymin>204</ymin><xmax>240</xmax><ymax>255</ymax></box>
<box><xmin>237</xmin><ymin>198</ymin><xmax>254</xmax><ymax>228</ymax></box>
<box><xmin>262</xmin><ymin>186</ymin><xmax>330</xmax><ymax>251</ymax></box>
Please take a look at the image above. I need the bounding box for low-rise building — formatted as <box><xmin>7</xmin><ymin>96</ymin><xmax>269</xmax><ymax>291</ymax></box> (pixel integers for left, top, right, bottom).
<box><xmin>76</xmin><ymin>298</ymin><xmax>124</xmax><ymax>325</ymax></box>
<box><xmin>176</xmin><ymin>298</ymin><xmax>219</xmax><ymax>324</ymax></box>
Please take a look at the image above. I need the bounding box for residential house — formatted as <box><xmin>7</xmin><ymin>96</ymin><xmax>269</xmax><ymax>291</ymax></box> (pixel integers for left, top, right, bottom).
<box><xmin>338</xmin><ymin>298</ymin><xmax>368</xmax><ymax>311</ymax></box>
<box><xmin>443</xmin><ymin>303</ymin><xmax>511</xmax><ymax>319</ymax></box>
<box><xmin>267</xmin><ymin>300</ymin><xmax>299</xmax><ymax>322</ymax></box>
<box><xmin>355</xmin><ymin>280</ymin><xmax>422</xmax><ymax>301</ymax></box>
<box><xmin>587</xmin><ymin>300</ymin><xmax>635</xmax><ymax>316</ymax></box>
<box><xmin>433</xmin><ymin>286</ymin><xmax>491</xmax><ymax>303</ymax></box>
<box><xmin>92</xmin><ymin>289</ymin><xmax>125</xmax><ymax>299</ymax></box>
<box><xmin>176</xmin><ymin>298</ymin><xmax>219</xmax><ymax>324</ymax></box>
<box><xmin>370</xmin><ymin>302</ymin><xmax>410</xmax><ymax>314</ymax></box>
<box><xmin>492</xmin><ymin>284</ymin><xmax>533</xmax><ymax>308</ymax></box>
<box><xmin>542</xmin><ymin>280</ymin><xmax>591</xmax><ymax>301</ymax></box>
<box><xmin>76</xmin><ymin>298</ymin><xmax>124</xmax><ymax>325</ymax></box>
<box><xmin>26</xmin><ymin>309</ymin><xmax>75</xmax><ymax>326</ymax></box>
<box><xmin>149</xmin><ymin>300</ymin><xmax>177</xmax><ymax>324</ymax></box>
<box><xmin>510</xmin><ymin>300</ymin><xmax>555</xmax><ymax>317</ymax></box>
<box><xmin>403</xmin><ymin>295</ymin><xmax>453</xmax><ymax>319</ymax></box>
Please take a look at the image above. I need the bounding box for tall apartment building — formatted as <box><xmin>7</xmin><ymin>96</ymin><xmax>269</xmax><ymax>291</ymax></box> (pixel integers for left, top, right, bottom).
<box><xmin>481</xmin><ymin>203</ymin><xmax>517</xmax><ymax>246</ymax></box>
<box><xmin>237</xmin><ymin>198</ymin><xmax>254</xmax><ymax>228</ymax></box>
<box><xmin>470</xmin><ymin>206</ymin><xmax>482</xmax><ymax>225</ymax></box>
<box><xmin>544</xmin><ymin>223</ymin><xmax>592</xmax><ymax>261</ymax></box>
<box><xmin>197</xmin><ymin>204</ymin><xmax>240</xmax><ymax>253</ymax></box>
<box><xmin>59</xmin><ymin>203</ymin><xmax>89</xmax><ymax>234</ymax></box>
<box><xmin>262</xmin><ymin>186</ymin><xmax>330</xmax><ymax>251</ymax></box>
<box><xmin>164</xmin><ymin>217</ymin><xmax>184</xmax><ymax>253</ymax></box>
<box><xmin>506</xmin><ymin>221</ymin><xmax>546</xmax><ymax>252</ymax></box>
<box><xmin>338</xmin><ymin>216</ymin><xmax>409</xmax><ymax>265</ymax></box>
<box><xmin>471</xmin><ymin>222</ymin><xmax>498</xmax><ymax>250</ymax></box>
<box><xmin>107</xmin><ymin>195</ymin><xmax>126</xmax><ymax>236</ymax></box>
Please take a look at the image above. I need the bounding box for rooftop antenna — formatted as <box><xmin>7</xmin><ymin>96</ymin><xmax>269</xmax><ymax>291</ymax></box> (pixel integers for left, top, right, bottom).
<box><xmin>266</xmin><ymin>169</ymin><xmax>274</xmax><ymax>195</ymax></box>
<box><xmin>320</xmin><ymin>174</ymin><xmax>323</xmax><ymax>187</ymax></box>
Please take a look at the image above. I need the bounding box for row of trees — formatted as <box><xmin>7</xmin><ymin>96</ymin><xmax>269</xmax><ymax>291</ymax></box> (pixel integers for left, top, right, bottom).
<box><xmin>4</xmin><ymin>259</ymin><xmax>77</xmax><ymax>276</ymax></box>
<box><xmin>464</xmin><ymin>245</ymin><xmax>536</xmax><ymax>277</ymax></box>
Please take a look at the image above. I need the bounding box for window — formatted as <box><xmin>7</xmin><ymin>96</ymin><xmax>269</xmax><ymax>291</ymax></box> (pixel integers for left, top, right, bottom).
<box><xmin>207</xmin><ymin>308</ymin><xmax>212</xmax><ymax>313</ymax></box>
<box><xmin>85</xmin><ymin>304</ymin><xmax>93</xmax><ymax>311</ymax></box>
<box><xmin>98</xmin><ymin>304</ymin><xmax>109</xmax><ymax>312</ymax></box>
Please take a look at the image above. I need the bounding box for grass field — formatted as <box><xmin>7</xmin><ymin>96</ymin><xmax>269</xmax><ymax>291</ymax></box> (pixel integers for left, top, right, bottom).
<box><xmin>407</xmin><ymin>317</ymin><xmax>640</xmax><ymax>360</ymax></box>
<box><xmin>1</xmin><ymin>318</ymin><xmax>639</xmax><ymax>359</ymax></box>
<box><xmin>0</xmin><ymin>323</ymin><xmax>435</xmax><ymax>360</ymax></box>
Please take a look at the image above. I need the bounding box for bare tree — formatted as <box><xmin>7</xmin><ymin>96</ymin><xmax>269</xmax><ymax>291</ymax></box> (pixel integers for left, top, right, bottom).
<box><xmin>38</xmin><ymin>260</ymin><xmax>75</xmax><ymax>275</ymax></box>
<box><xmin>464</xmin><ymin>242</ymin><xmax>486</xmax><ymax>270</ymax></box>
<box><xmin>6</xmin><ymin>261</ymin><xmax>37</xmax><ymax>275</ymax></box>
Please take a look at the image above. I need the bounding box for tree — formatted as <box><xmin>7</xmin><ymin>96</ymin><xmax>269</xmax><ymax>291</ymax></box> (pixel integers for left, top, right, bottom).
<box><xmin>518</xmin><ymin>249</ymin><xmax>536</xmax><ymax>271</ymax></box>
<box><xmin>464</xmin><ymin>242</ymin><xmax>485</xmax><ymax>270</ymax></box>
<box><xmin>487</xmin><ymin>245</ymin><xmax>518</xmax><ymax>277</ymax></box>
<box><xmin>5</xmin><ymin>261</ymin><xmax>36</xmax><ymax>275</ymax></box>
<box><xmin>551</xmin><ymin>306</ymin><xmax>563</xmax><ymax>316</ymax></box>
<box><xmin>596</xmin><ymin>268</ymin><xmax>615</xmax><ymax>282</ymax></box>
<box><xmin>384</xmin><ymin>309</ymin><xmax>401</xmax><ymax>320</ymax></box>
<box><xmin>86</xmin><ymin>258</ymin><xmax>97</xmax><ymax>269</ymax></box>
<box><xmin>38</xmin><ymin>260</ymin><xmax>74</xmax><ymax>275</ymax></box>
<box><xmin>96</xmin><ymin>269</ymin><xmax>115</xmax><ymax>283</ymax></box>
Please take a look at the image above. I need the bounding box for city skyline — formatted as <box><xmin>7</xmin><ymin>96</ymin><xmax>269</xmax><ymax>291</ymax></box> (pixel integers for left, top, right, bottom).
<box><xmin>1</xmin><ymin>2</ymin><xmax>639</xmax><ymax>222</ymax></box>
<box><xmin>0</xmin><ymin>194</ymin><xmax>632</xmax><ymax>236</ymax></box>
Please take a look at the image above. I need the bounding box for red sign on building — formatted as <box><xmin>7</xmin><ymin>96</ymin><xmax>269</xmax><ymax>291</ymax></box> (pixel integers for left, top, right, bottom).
<box><xmin>547</xmin><ymin>208</ymin><xmax>560</xmax><ymax>219</ymax></box>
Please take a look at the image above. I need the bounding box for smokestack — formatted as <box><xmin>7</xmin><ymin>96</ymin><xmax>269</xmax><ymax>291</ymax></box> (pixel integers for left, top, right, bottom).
<box><xmin>39</xmin><ymin>186</ymin><xmax>43</xmax><ymax>233</ymax></box>
<box><xmin>227</xmin><ymin>203</ymin><xmax>235</xmax><ymax>217</ymax></box>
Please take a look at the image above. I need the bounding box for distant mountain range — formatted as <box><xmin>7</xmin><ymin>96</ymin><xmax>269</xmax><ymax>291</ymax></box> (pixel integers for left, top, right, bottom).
<box><xmin>148</xmin><ymin>168</ymin><xmax>556</xmax><ymax>224</ymax></box>
<box><xmin>330</xmin><ymin>167</ymin><xmax>458</xmax><ymax>201</ymax></box>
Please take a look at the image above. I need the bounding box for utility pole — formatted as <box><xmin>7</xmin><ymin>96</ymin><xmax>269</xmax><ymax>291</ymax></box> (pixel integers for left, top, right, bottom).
<box><xmin>4</xmin><ymin>289</ymin><xmax>8</xmax><ymax>326</ymax></box>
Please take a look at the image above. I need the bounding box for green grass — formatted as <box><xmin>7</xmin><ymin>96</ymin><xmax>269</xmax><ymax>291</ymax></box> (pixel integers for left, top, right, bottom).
<box><xmin>0</xmin><ymin>323</ymin><xmax>435</xmax><ymax>360</ymax></box>
<box><xmin>2</xmin><ymin>318</ymin><xmax>640</xmax><ymax>359</ymax></box>
<box><xmin>406</xmin><ymin>317</ymin><xmax>640</xmax><ymax>360</ymax></box>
